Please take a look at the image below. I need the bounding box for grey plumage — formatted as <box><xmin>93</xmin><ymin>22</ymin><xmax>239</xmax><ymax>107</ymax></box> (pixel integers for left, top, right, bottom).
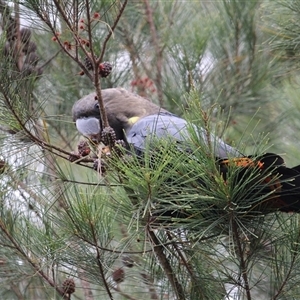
<box><xmin>72</xmin><ymin>88</ymin><xmax>241</xmax><ymax>158</ymax></box>
<box><xmin>127</xmin><ymin>113</ymin><xmax>241</xmax><ymax>158</ymax></box>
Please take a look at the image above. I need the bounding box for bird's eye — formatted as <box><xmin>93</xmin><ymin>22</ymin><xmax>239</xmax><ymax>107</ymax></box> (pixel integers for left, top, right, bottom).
<box><xmin>94</xmin><ymin>103</ymin><xmax>99</xmax><ymax>109</ymax></box>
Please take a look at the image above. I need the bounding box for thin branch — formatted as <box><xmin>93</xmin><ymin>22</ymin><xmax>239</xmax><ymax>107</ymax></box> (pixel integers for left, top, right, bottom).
<box><xmin>89</xmin><ymin>220</ymin><xmax>114</xmax><ymax>300</ymax></box>
<box><xmin>272</xmin><ymin>231</ymin><xmax>300</xmax><ymax>300</ymax></box>
<box><xmin>166</xmin><ymin>231</ymin><xmax>195</xmax><ymax>279</ymax></box>
<box><xmin>14</xmin><ymin>1</ymin><xmax>23</xmax><ymax>72</ymax></box>
<box><xmin>9</xmin><ymin>168</ymin><xmax>46</xmax><ymax>210</ymax></box>
<box><xmin>94</xmin><ymin>0</ymin><xmax>128</xmax><ymax>129</ymax></box>
<box><xmin>0</xmin><ymin>86</ymin><xmax>99</xmax><ymax>171</ymax></box>
<box><xmin>143</xmin><ymin>0</ymin><xmax>163</xmax><ymax>106</ymax></box>
<box><xmin>73</xmin><ymin>0</ymin><xmax>79</xmax><ymax>61</ymax></box>
<box><xmin>35</xmin><ymin>1</ymin><xmax>128</xmax><ymax>131</ymax></box>
<box><xmin>35</xmin><ymin>8</ymin><xmax>93</xmax><ymax>81</ymax></box>
<box><xmin>52</xmin><ymin>0</ymin><xmax>74</xmax><ymax>32</ymax></box>
<box><xmin>0</xmin><ymin>86</ymin><xmax>70</xmax><ymax>157</ymax></box>
<box><xmin>85</xmin><ymin>0</ymin><xmax>95</xmax><ymax>61</ymax></box>
<box><xmin>232</xmin><ymin>219</ymin><xmax>252</xmax><ymax>300</ymax></box>
<box><xmin>98</xmin><ymin>0</ymin><xmax>128</xmax><ymax>63</ymax></box>
<box><xmin>0</xmin><ymin>220</ymin><xmax>68</xmax><ymax>299</ymax></box>
<box><xmin>39</xmin><ymin>49</ymin><xmax>62</xmax><ymax>70</ymax></box>
<box><xmin>61</xmin><ymin>178</ymin><xmax>118</xmax><ymax>186</ymax></box>
<box><xmin>147</xmin><ymin>227</ymin><xmax>185</xmax><ymax>300</ymax></box>
<box><xmin>10</xmin><ymin>283</ymin><xmax>25</xmax><ymax>300</ymax></box>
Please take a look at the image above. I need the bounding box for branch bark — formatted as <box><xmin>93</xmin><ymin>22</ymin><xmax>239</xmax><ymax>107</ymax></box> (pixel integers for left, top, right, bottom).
<box><xmin>147</xmin><ymin>227</ymin><xmax>185</xmax><ymax>300</ymax></box>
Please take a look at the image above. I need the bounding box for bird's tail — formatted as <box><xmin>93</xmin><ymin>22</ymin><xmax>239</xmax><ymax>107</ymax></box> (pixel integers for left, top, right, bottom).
<box><xmin>219</xmin><ymin>153</ymin><xmax>300</xmax><ymax>214</ymax></box>
<box><xmin>292</xmin><ymin>164</ymin><xmax>300</xmax><ymax>173</ymax></box>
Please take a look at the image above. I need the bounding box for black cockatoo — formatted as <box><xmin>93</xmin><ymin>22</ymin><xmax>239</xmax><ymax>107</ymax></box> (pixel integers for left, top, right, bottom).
<box><xmin>72</xmin><ymin>87</ymin><xmax>300</xmax><ymax>214</ymax></box>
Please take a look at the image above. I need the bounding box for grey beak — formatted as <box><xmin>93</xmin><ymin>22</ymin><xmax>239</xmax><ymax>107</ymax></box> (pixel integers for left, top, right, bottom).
<box><xmin>75</xmin><ymin>117</ymin><xmax>101</xmax><ymax>143</ymax></box>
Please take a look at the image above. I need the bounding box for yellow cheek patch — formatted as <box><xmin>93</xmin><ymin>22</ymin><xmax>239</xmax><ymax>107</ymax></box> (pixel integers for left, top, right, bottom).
<box><xmin>128</xmin><ymin>116</ymin><xmax>141</xmax><ymax>125</ymax></box>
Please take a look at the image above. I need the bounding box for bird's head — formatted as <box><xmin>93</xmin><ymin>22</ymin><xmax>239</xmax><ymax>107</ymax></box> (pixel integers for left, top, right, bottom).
<box><xmin>72</xmin><ymin>88</ymin><xmax>165</xmax><ymax>143</ymax></box>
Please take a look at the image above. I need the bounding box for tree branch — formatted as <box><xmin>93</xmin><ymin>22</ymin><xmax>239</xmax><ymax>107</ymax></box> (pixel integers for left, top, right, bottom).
<box><xmin>232</xmin><ymin>219</ymin><xmax>252</xmax><ymax>300</ymax></box>
<box><xmin>0</xmin><ymin>220</ymin><xmax>68</xmax><ymax>299</ymax></box>
<box><xmin>147</xmin><ymin>227</ymin><xmax>185</xmax><ymax>300</ymax></box>
<box><xmin>89</xmin><ymin>220</ymin><xmax>114</xmax><ymax>300</ymax></box>
<box><xmin>143</xmin><ymin>0</ymin><xmax>164</xmax><ymax>106</ymax></box>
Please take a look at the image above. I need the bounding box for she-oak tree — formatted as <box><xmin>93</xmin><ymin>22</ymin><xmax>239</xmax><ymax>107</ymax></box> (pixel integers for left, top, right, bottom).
<box><xmin>1</xmin><ymin>1</ymin><xmax>300</xmax><ymax>300</ymax></box>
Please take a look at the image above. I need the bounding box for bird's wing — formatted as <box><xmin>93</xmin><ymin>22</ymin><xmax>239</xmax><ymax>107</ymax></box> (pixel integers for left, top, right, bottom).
<box><xmin>126</xmin><ymin>113</ymin><xmax>242</xmax><ymax>159</ymax></box>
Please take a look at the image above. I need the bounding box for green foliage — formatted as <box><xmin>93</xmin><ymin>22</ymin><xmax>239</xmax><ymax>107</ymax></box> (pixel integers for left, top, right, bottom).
<box><xmin>1</xmin><ymin>0</ymin><xmax>300</xmax><ymax>299</ymax></box>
